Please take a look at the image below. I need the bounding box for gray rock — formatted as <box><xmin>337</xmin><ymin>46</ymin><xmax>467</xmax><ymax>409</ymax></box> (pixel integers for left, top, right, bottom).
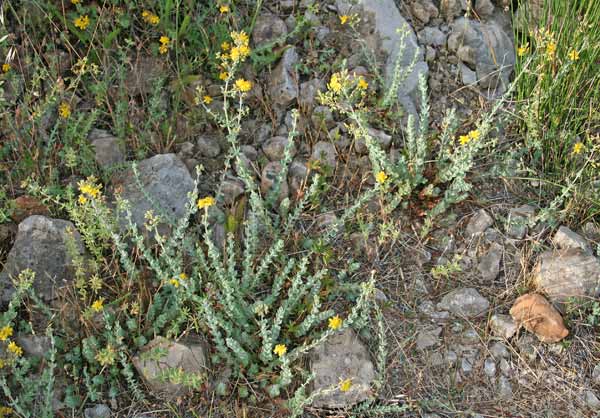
<box><xmin>337</xmin><ymin>0</ymin><xmax>427</xmax><ymax>120</ymax></box>
<box><xmin>499</xmin><ymin>358</ymin><xmax>512</xmax><ymax>376</ymax></box>
<box><xmin>355</xmin><ymin>127</ymin><xmax>392</xmax><ymax>154</ymax></box>
<box><xmin>489</xmin><ymin>314</ymin><xmax>517</xmax><ymax>339</ymax></box>
<box><xmin>416</xmin><ymin>326</ymin><xmax>443</xmax><ymax>350</ymax></box>
<box><xmin>461</xmin><ymin>356</ymin><xmax>473</xmax><ymax>374</ymax></box>
<box><xmin>310</xmin><ymin>328</ymin><xmax>376</xmax><ymax>408</ymax></box>
<box><xmin>475</xmin><ymin>0</ymin><xmax>495</xmax><ymax>18</ymax></box>
<box><xmin>16</xmin><ymin>334</ymin><xmax>52</xmax><ymax>357</ymax></box>
<box><xmin>440</xmin><ymin>0</ymin><xmax>464</xmax><ymax>21</ymax></box>
<box><xmin>114</xmin><ymin>154</ymin><xmax>194</xmax><ymax>233</ymax></box>
<box><xmin>88</xmin><ymin>129</ymin><xmax>125</xmax><ymax>168</ymax></box>
<box><xmin>410</xmin><ymin>0</ymin><xmax>439</xmax><ymax>24</ymax></box>
<box><xmin>269</xmin><ymin>47</ymin><xmax>299</xmax><ymax>107</ymax></box>
<box><xmin>466</xmin><ymin>209</ymin><xmax>494</xmax><ymax>236</ymax></box>
<box><xmin>196</xmin><ymin>135</ymin><xmax>221</xmax><ymax>158</ymax></box>
<box><xmin>84</xmin><ymin>404</ymin><xmax>111</xmax><ymax>418</ymax></box>
<box><xmin>220</xmin><ymin>178</ymin><xmax>245</xmax><ymax>205</ymax></box>
<box><xmin>437</xmin><ymin>287</ymin><xmax>490</xmax><ymax>318</ymax></box>
<box><xmin>299</xmin><ymin>79</ymin><xmax>325</xmax><ymax>109</ymax></box>
<box><xmin>0</xmin><ymin>216</ymin><xmax>84</xmax><ymax>303</ymax></box>
<box><xmin>311</xmin><ymin>106</ymin><xmax>335</xmax><ymax>130</ymax></box>
<box><xmin>449</xmin><ymin>17</ymin><xmax>515</xmax><ymax>91</ymax></box>
<box><xmin>584</xmin><ymin>391</ymin><xmax>600</xmax><ymax>409</ymax></box>
<box><xmin>446</xmin><ymin>350</ymin><xmax>458</xmax><ymax>365</ymax></box>
<box><xmin>593</xmin><ymin>363</ymin><xmax>600</xmax><ymax>384</ymax></box>
<box><xmin>289</xmin><ymin>160</ymin><xmax>308</xmax><ymax>198</ymax></box>
<box><xmin>177</xmin><ymin>141</ymin><xmax>195</xmax><ymax>158</ymax></box>
<box><xmin>552</xmin><ymin>226</ymin><xmax>591</xmax><ymax>253</ymax></box>
<box><xmin>426</xmin><ymin>46</ymin><xmax>437</xmax><ymax>62</ymax></box>
<box><xmin>515</xmin><ymin>334</ymin><xmax>537</xmax><ymax>362</ymax></box>
<box><xmin>457</xmin><ymin>45</ymin><xmax>476</xmax><ymax>66</ymax></box>
<box><xmin>310</xmin><ymin>141</ymin><xmax>337</xmax><ymax>168</ymax></box>
<box><xmin>507</xmin><ymin>205</ymin><xmax>535</xmax><ymax>239</ymax></box>
<box><xmin>484</xmin><ymin>357</ymin><xmax>497</xmax><ymax>377</ymax></box>
<box><xmin>460</xmin><ymin>62</ymin><xmax>477</xmax><ymax>85</ymax></box>
<box><xmin>262</xmin><ymin>136</ymin><xmax>296</xmax><ymax>161</ymax></box>
<box><xmin>252</xmin><ymin>13</ymin><xmax>288</xmax><ymax>46</ymax></box>
<box><xmin>489</xmin><ymin>342</ymin><xmax>510</xmax><ymax>359</ymax></box>
<box><xmin>241</xmin><ymin>145</ymin><xmax>258</xmax><ymax>161</ymax></box>
<box><xmin>419</xmin><ymin>27</ymin><xmax>446</xmax><ymax>46</ymax></box>
<box><xmin>478</xmin><ymin>242</ymin><xmax>503</xmax><ymax>281</ymax></box>
<box><xmin>132</xmin><ymin>336</ymin><xmax>208</xmax><ymax>399</ymax></box>
<box><xmin>532</xmin><ymin>249</ymin><xmax>600</xmax><ymax>305</ymax></box>
<box><xmin>418</xmin><ymin>300</ymin><xmax>450</xmax><ymax>320</ymax></box>
<box><xmin>374</xmin><ymin>288</ymin><xmax>388</xmax><ymax>303</ymax></box>
<box><xmin>497</xmin><ymin>376</ymin><xmax>513</xmax><ymax>399</ymax></box>
<box><xmin>260</xmin><ymin>161</ymin><xmax>289</xmax><ymax>202</ymax></box>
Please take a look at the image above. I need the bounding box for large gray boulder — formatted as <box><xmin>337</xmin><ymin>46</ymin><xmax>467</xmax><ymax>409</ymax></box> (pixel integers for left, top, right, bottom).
<box><xmin>532</xmin><ymin>249</ymin><xmax>600</xmax><ymax>305</ymax></box>
<box><xmin>132</xmin><ymin>336</ymin><xmax>209</xmax><ymax>399</ymax></box>
<box><xmin>337</xmin><ymin>0</ymin><xmax>428</xmax><ymax>119</ymax></box>
<box><xmin>113</xmin><ymin>154</ymin><xmax>194</xmax><ymax>234</ymax></box>
<box><xmin>0</xmin><ymin>215</ymin><xmax>85</xmax><ymax>303</ymax></box>
<box><xmin>310</xmin><ymin>328</ymin><xmax>375</xmax><ymax>408</ymax></box>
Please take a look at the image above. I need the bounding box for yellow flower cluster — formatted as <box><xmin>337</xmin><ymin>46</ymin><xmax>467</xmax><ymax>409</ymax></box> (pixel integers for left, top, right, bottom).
<box><xmin>59</xmin><ymin>102</ymin><xmax>71</xmax><ymax>119</ymax></box>
<box><xmin>235</xmin><ymin>78</ymin><xmax>252</xmax><ymax>92</ymax></box>
<box><xmin>95</xmin><ymin>344</ymin><xmax>116</xmax><ymax>366</ymax></box>
<box><xmin>197</xmin><ymin>196</ymin><xmax>215</xmax><ymax>209</ymax></box>
<box><xmin>7</xmin><ymin>341</ymin><xmax>22</xmax><ymax>357</ymax></box>
<box><xmin>0</xmin><ymin>326</ymin><xmax>13</xmax><ymax>341</ymax></box>
<box><xmin>572</xmin><ymin>142</ymin><xmax>584</xmax><ymax>155</ymax></box>
<box><xmin>142</xmin><ymin>10</ymin><xmax>160</xmax><ymax>25</ymax></box>
<box><xmin>159</xmin><ymin>35</ymin><xmax>170</xmax><ymax>54</ymax></box>
<box><xmin>273</xmin><ymin>343</ymin><xmax>287</xmax><ymax>357</ymax></box>
<box><xmin>78</xmin><ymin>177</ymin><xmax>102</xmax><ymax>200</ymax></box>
<box><xmin>339</xmin><ymin>15</ymin><xmax>350</xmax><ymax>25</ymax></box>
<box><xmin>517</xmin><ymin>42</ymin><xmax>529</xmax><ymax>57</ymax></box>
<box><xmin>328</xmin><ymin>73</ymin><xmax>343</xmax><ymax>93</ymax></box>
<box><xmin>458</xmin><ymin>129</ymin><xmax>481</xmax><ymax>145</ymax></box>
<box><xmin>74</xmin><ymin>15</ymin><xmax>90</xmax><ymax>30</ymax></box>
<box><xmin>1</xmin><ymin>63</ymin><xmax>9</xmax><ymax>73</ymax></box>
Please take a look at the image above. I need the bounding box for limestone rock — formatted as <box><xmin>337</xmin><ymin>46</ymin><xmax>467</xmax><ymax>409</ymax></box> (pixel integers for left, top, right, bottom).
<box><xmin>298</xmin><ymin>78</ymin><xmax>325</xmax><ymax>110</ymax></box>
<box><xmin>466</xmin><ymin>209</ymin><xmax>493</xmax><ymax>236</ymax></box>
<box><xmin>132</xmin><ymin>336</ymin><xmax>208</xmax><ymax>399</ymax></box>
<box><xmin>88</xmin><ymin>129</ymin><xmax>125</xmax><ymax>168</ymax></box>
<box><xmin>478</xmin><ymin>242</ymin><xmax>503</xmax><ymax>281</ymax></box>
<box><xmin>509</xmin><ymin>293</ymin><xmax>569</xmax><ymax>343</ymax></box>
<box><xmin>0</xmin><ymin>216</ymin><xmax>84</xmax><ymax>303</ymax></box>
<box><xmin>437</xmin><ymin>287</ymin><xmax>490</xmax><ymax>318</ymax></box>
<box><xmin>416</xmin><ymin>326</ymin><xmax>443</xmax><ymax>350</ymax></box>
<box><xmin>220</xmin><ymin>178</ymin><xmax>245</xmax><ymax>205</ymax></box>
<box><xmin>440</xmin><ymin>0</ymin><xmax>464</xmax><ymax>21</ymax></box>
<box><xmin>310</xmin><ymin>328</ymin><xmax>375</xmax><ymax>408</ymax></box>
<box><xmin>196</xmin><ymin>135</ymin><xmax>221</xmax><ymax>158</ymax></box>
<box><xmin>506</xmin><ymin>205</ymin><xmax>535</xmax><ymax>239</ymax></box>
<box><xmin>16</xmin><ymin>334</ymin><xmax>52</xmax><ymax>357</ymax></box>
<box><xmin>252</xmin><ymin>13</ymin><xmax>288</xmax><ymax>46</ymax></box>
<box><xmin>489</xmin><ymin>314</ymin><xmax>518</xmax><ymax>339</ymax></box>
<box><xmin>310</xmin><ymin>141</ymin><xmax>337</xmax><ymax>168</ymax></box>
<box><xmin>269</xmin><ymin>47</ymin><xmax>299</xmax><ymax>107</ymax></box>
<box><xmin>552</xmin><ymin>226</ymin><xmax>591</xmax><ymax>253</ymax></box>
<box><xmin>113</xmin><ymin>154</ymin><xmax>194</xmax><ymax>234</ymax></box>
<box><xmin>410</xmin><ymin>0</ymin><xmax>439</xmax><ymax>24</ymax></box>
<box><xmin>449</xmin><ymin>17</ymin><xmax>515</xmax><ymax>91</ymax></box>
<box><xmin>262</xmin><ymin>136</ymin><xmax>296</xmax><ymax>161</ymax></box>
<box><xmin>532</xmin><ymin>249</ymin><xmax>600</xmax><ymax>305</ymax></box>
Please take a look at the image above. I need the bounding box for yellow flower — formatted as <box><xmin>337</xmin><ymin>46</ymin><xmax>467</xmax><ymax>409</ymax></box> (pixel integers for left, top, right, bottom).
<box><xmin>375</xmin><ymin>171</ymin><xmax>388</xmax><ymax>184</ymax></box>
<box><xmin>59</xmin><ymin>102</ymin><xmax>71</xmax><ymax>119</ymax></box>
<box><xmin>459</xmin><ymin>135</ymin><xmax>470</xmax><ymax>145</ymax></box>
<box><xmin>142</xmin><ymin>10</ymin><xmax>160</xmax><ymax>25</ymax></box>
<box><xmin>0</xmin><ymin>359</ymin><xmax>5</xmax><ymax>368</ymax></box>
<box><xmin>78</xmin><ymin>179</ymin><xmax>102</xmax><ymax>198</ymax></box>
<box><xmin>568</xmin><ymin>49</ymin><xmax>580</xmax><ymax>61</ymax></box>
<box><xmin>197</xmin><ymin>196</ymin><xmax>216</xmax><ymax>209</ymax></box>
<box><xmin>230</xmin><ymin>44</ymin><xmax>251</xmax><ymax>61</ymax></box>
<box><xmin>573</xmin><ymin>142</ymin><xmax>584</xmax><ymax>155</ymax></box>
<box><xmin>170</xmin><ymin>278</ymin><xmax>180</xmax><ymax>288</ymax></box>
<box><xmin>339</xmin><ymin>378</ymin><xmax>352</xmax><ymax>392</ymax></box>
<box><xmin>159</xmin><ymin>36</ymin><xmax>170</xmax><ymax>45</ymax></box>
<box><xmin>0</xmin><ymin>406</ymin><xmax>13</xmax><ymax>416</ymax></box>
<box><xmin>78</xmin><ymin>195</ymin><xmax>88</xmax><ymax>205</ymax></box>
<box><xmin>231</xmin><ymin>31</ymin><xmax>249</xmax><ymax>46</ymax></box>
<box><xmin>71</xmin><ymin>0</ymin><xmax>81</xmax><ymax>3</ymax></box>
<box><xmin>357</xmin><ymin>77</ymin><xmax>368</xmax><ymax>90</ymax></box>
<box><xmin>91</xmin><ymin>298</ymin><xmax>104</xmax><ymax>312</ymax></box>
<box><xmin>546</xmin><ymin>41</ymin><xmax>556</xmax><ymax>57</ymax></box>
<box><xmin>517</xmin><ymin>43</ymin><xmax>529</xmax><ymax>57</ymax></box>
<box><xmin>95</xmin><ymin>345</ymin><xmax>116</xmax><ymax>366</ymax></box>
<box><xmin>1</xmin><ymin>63</ymin><xmax>10</xmax><ymax>73</ymax></box>
<box><xmin>468</xmin><ymin>129</ymin><xmax>481</xmax><ymax>140</ymax></box>
<box><xmin>221</xmin><ymin>41</ymin><xmax>231</xmax><ymax>51</ymax></box>
<box><xmin>339</xmin><ymin>15</ymin><xmax>349</xmax><ymax>25</ymax></box>
<box><xmin>273</xmin><ymin>344</ymin><xmax>287</xmax><ymax>357</ymax></box>
<box><xmin>179</xmin><ymin>272</ymin><xmax>188</xmax><ymax>280</ymax></box>
<box><xmin>0</xmin><ymin>326</ymin><xmax>13</xmax><ymax>341</ymax></box>
<box><xmin>74</xmin><ymin>15</ymin><xmax>90</xmax><ymax>30</ymax></box>
<box><xmin>159</xmin><ymin>36</ymin><xmax>170</xmax><ymax>54</ymax></box>
<box><xmin>203</xmin><ymin>95</ymin><xmax>213</xmax><ymax>104</ymax></box>
<box><xmin>328</xmin><ymin>315</ymin><xmax>343</xmax><ymax>330</ymax></box>
<box><xmin>219</xmin><ymin>71</ymin><xmax>229</xmax><ymax>80</ymax></box>
<box><xmin>219</xmin><ymin>5</ymin><xmax>230</xmax><ymax>14</ymax></box>
<box><xmin>7</xmin><ymin>341</ymin><xmax>22</xmax><ymax>357</ymax></box>
<box><xmin>328</xmin><ymin>73</ymin><xmax>342</xmax><ymax>93</ymax></box>
<box><xmin>235</xmin><ymin>78</ymin><xmax>252</xmax><ymax>92</ymax></box>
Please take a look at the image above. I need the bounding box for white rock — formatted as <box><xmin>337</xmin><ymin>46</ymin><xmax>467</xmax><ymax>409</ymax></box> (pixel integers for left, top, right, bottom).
<box><xmin>489</xmin><ymin>314</ymin><xmax>518</xmax><ymax>339</ymax></box>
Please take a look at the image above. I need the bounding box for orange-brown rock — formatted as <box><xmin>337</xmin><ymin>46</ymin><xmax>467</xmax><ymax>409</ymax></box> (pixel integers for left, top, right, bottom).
<box><xmin>509</xmin><ymin>293</ymin><xmax>568</xmax><ymax>343</ymax></box>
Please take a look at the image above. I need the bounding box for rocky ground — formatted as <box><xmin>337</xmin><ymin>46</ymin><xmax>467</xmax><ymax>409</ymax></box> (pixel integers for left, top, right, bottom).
<box><xmin>1</xmin><ymin>0</ymin><xmax>599</xmax><ymax>417</ymax></box>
